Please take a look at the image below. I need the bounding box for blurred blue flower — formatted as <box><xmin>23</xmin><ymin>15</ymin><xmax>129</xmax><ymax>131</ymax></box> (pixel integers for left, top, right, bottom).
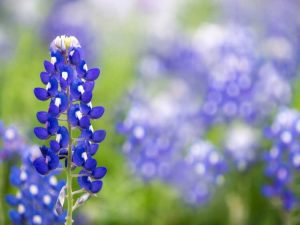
<box><xmin>263</xmin><ymin>108</ymin><xmax>300</xmax><ymax>211</ymax></box>
<box><xmin>6</xmin><ymin>149</ymin><xmax>66</xmax><ymax>225</ymax></box>
<box><xmin>33</xmin><ymin>35</ymin><xmax>106</xmax><ymax>194</ymax></box>
<box><xmin>194</xmin><ymin>24</ymin><xmax>291</xmax><ymax>124</ymax></box>
<box><xmin>0</xmin><ymin>122</ymin><xmax>26</xmax><ymax>161</ymax></box>
<box><xmin>138</xmin><ymin>34</ymin><xmax>207</xmax><ymax>91</ymax></box>
<box><xmin>118</xmin><ymin>77</ymin><xmax>226</xmax><ymax>205</ymax></box>
<box><xmin>168</xmin><ymin>141</ymin><xmax>226</xmax><ymax>205</ymax></box>
<box><xmin>219</xmin><ymin>0</ymin><xmax>300</xmax><ymax>80</ymax></box>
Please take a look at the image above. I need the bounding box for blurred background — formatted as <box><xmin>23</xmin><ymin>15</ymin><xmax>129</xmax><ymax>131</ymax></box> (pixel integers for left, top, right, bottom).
<box><xmin>1</xmin><ymin>0</ymin><xmax>300</xmax><ymax>224</ymax></box>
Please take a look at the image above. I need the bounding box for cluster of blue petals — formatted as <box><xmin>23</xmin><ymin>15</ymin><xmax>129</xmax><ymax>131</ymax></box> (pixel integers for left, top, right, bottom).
<box><xmin>6</xmin><ymin>154</ymin><xmax>66</xmax><ymax>225</ymax></box>
<box><xmin>168</xmin><ymin>141</ymin><xmax>226</xmax><ymax>204</ymax></box>
<box><xmin>118</xmin><ymin>77</ymin><xmax>227</xmax><ymax>205</ymax></box>
<box><xmin>33</xmin><ymin>36</ymin><xmax>107</xmax><ymax>193</ymax></box>
<box><xmin>219</xmin><ymin>0</ymin><xmax>300</xmax><ymax>81</ymax></box>
<box><xmin>196</xmin><ymin>25</ymin><xmax>291</xmax><ymax>125</ymax></box>
<box><xmin>263</xmin><ymin>108</ymin><xmax>300</xmax><ymax>210</ymax></box>
<box><xmin>119</xmin><ymin>23</ymin><xmax>293</xmax><ymax>184</ymax></box>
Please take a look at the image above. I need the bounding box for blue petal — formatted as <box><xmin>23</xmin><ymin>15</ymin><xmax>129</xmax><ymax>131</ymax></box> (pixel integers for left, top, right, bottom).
<box><xmin>69</xmin><ymin>49</ymin><xmax>81</xmax><ymax>65</ymax></box>
<box><xmin>47</xmin><ymin>151</ymin><xmax>59</xmax><ymax>170</ymax></box>
<box><xmin>40</xmin><ymin>72</ymin><xmax>50</xmax><ymax>84</ymax></box>
<box><xmin>47</xmin><ymin>117</ymin><xmax>59</xmax><ymax>135</ymax></box>
<box><xmin>34</xmin><ymin>127</ymin><xmax>49</xmax><ymax>140</ymax></box>
<box><xmin>90</xmin><ymin>180</ymin><xmax>103</xmax><ymax>193</ymax></box>
<box><xmin>48</xmin><ymin>77</ymin><xmax>58</xmax><ymax>96</ymax></box>
<box><xmin>68</xmin><ymin>104</ymin><xmax>80</xmax><ymax>127</ymax></box>
<box><xmin>85</xmin><ymin>68</ymin><xmax>100</xmax><ymax>81</ymax></box>
<box><xmin>50</xmin><ymin>140</ymin><xmax>60</xmax><ymax>153</ymax></box>
<box><xmin>77</xmin><ymin>172</ymin><xmax>91</xmax><ymax>191</ymax></box>
<box><xmin>51</xmin><ymin>51</ymin><xmax>64</xmax><ymax>66</ymax></box>
<box><xmin>92</xmin><ymin>167</ymin><xmax>107</xmax><ymax>179</ymax></box>
<box><xmin>34</xmin><ymin>88</ymin><xmax>49</xmax><ymax>101</ymax></box>
<box><xmin>58</xmin><ymin>92</ymin><xmax>69</xmax><ymax>113</ymax></box>
<box><xmin>40</xmin><ymin>145</ymin><xmax>50</xmax><ymax>155</ymax></box>
<box><xmin>83</xmin><ymin>81</ymin><xmax>94</xmax><ymax>92</ymax></box>
<box><xmin>73</xmin><ymin>146</ymin><xmax>85</xmax><ymax>166</ymax></box>
<box><xmin>10</xmin><ymin>167</ymin><xmax>22</xmax><ymax>186</ymax></box>
<box><xmin>89</xmin><ymin>143</ymin><xmax>99</xmax><ymax>155</ymax></box>
<box><xmin>77</xmin><ymin>60</ymin><xmax>87</xmax><ymax>77</ymax></box>
<box><xmin>80</xmin><ymin>102</ymin><xmax>92</xmax><ymax>115</ymax></box>
<box><xmin>58</xmin><ymin>126</ymin><xmax>69</xmax><ymax>148</ymax></box>
<box><xmin>84</xmin><ymin>158</ymin><xmax>97</xmax><ymax>171</ymax></box>
<box><xmin>70</xmin><ymin>79</ymin><xmax>82</xmax><ymax>99</ymax></box>
<box><xmin>79</xmin><ymin>116</ymin><xmax>91</xmax><ymax>129</ymax></box>
<box><xmin>9</xmin><ymin>210</ymin><xmax>21</xmax><ymax>222</ymax></box>
<box><xmin>6</xmin><ymin>195</ymin><xmax>19</xmax><ymax>206</ymax></box>
<box><xmin>33</xmin><ymin>157</ymin><xmax>49</xmax><ymax>175</ymax></box>
<box><xmin>48</xmin><ymin>103</ymin><xmax>59</xmax><ymax>117</ymax></box>
<box><xmin>80</xmin><ymin>129</ymin><xmax>92</xmax><ymax>139</ymax></box>
<box><xmin>92</xmin><ymin>130</ymin><xmax>106</xmax><ymax>143</ymax></box>
<box><xmin>60</xmin><ymin>65</ymin><xmax>74</xmax><ymax>85</ymax></box>
<box><xmin>60</xmin><ymin>77</ymin><xmax>68</xmax><ymax>90</ymax></box>
<box><xmin>36</xmin><ymin>111</ymin><xmax>48</xmax><ymax>123</ymax></box>
<box><xmin>44</xmin><ymin>60</ymin><xmax>55</xmax><ymax>73</ymax></box>
<box><xmin>81</xmin><ymin>91</ymin><xmax>92</xmax><ymax>103</ymax></box>
<box><xmin>90</xmin><ymin>106</ymin><xmax>105</xmax><ymax>119</ymax></box>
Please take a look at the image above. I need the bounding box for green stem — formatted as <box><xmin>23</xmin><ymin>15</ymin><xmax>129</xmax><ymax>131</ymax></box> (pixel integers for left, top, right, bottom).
<box><xmin>65</xmin><ymin>89</ymin><xmax>73</xmax><ymax>225</ymax></box>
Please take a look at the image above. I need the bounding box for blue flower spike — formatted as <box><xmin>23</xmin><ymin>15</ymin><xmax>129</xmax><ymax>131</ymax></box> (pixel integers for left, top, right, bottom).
<box><xmin>33</xmin><ymin>35</ymin><xmax>106</xmax><ymax>225</ymax></box>
<box><xmin>6</xmin><ymin>151</ymin><xmax>66</xmax><ymax>225</ymax></box>
<box><xmin>263</xmin><ymin>108</ymin><xmax>300</xmax><ymax>211</ymax></box>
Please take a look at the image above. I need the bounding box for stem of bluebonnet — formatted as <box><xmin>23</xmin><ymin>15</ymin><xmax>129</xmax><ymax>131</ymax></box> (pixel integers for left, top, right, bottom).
<box><xmin>65</xmin><ymin>89</ymin><xmax>73</xmax><ymax>225</ymax></box>
<box><xmin>72</xmin><ymin>189</ymin><xmax>85</xmax><ymax>196</ymax></box>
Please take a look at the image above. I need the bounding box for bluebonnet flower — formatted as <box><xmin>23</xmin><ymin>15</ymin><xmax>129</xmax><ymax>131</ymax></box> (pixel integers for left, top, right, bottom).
<box><xmin>6</xmin><ymin>146</ymin><xmax>66</xmax><ymax>225</ymax></box>
<box><xmin>263</xmin><ymin>108</ymin><xmax>300</xmax><ymax>210</ymax></box>
<box><xmin>118</xmin><ymin>76</ymin><xmax>226</xmax><ymax>205</ymax></box>
<box><xmin>168</xmin><ymin>141</ymin><xmax>226</xmax><ymax>205</ymax></box>
<box><xmin>139</xmin><ymin>24</ymin><xmax>291</xmax><ymax>127</ymax></box>
<box><xmin>194</xmin><ymin>24</ymin><xmax>291</xmax><ymax>124</ymax></box>
<box><xmin>0</xmin><ymin>122</ymin><xmax>26</xmax><ymax>161</ymax></box>
<box><xmin>33</xmin><ymin>35</ymin><xmax>106</xmax><ymax>223</ymax></box>
<box><xmin>138</xmin><ymin>34</ymin><xmax>207</xmax><ymax>91</ymax></box>
<box><xmin>118</xmin><ymin>78</ymin><xmax>200</xmax><ymax>179</ymax></box>
<box><xmin>218</xmin><ymin>0</ymin><xmax>300</xmax><ymax>80</ymax></box>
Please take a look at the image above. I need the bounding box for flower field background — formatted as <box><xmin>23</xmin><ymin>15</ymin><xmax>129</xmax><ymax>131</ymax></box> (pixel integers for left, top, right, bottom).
<box><xmin>1</xmin><ymin>0</ymin><xmax>300</xmax><ymax>224</ymax></box>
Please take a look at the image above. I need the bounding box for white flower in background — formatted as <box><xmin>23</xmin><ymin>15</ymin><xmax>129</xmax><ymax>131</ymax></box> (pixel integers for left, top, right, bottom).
<box><xmin>225</xmin><ymin>123</ymin><xmax>259</xmax><ymax>170</ymax></box>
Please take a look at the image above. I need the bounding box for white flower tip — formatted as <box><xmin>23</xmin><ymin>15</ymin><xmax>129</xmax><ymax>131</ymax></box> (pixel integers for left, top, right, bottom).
<box><xmin>50</xmin><ymin>35</ymin><xmax>81</xmax><ymax>52</ymax></box>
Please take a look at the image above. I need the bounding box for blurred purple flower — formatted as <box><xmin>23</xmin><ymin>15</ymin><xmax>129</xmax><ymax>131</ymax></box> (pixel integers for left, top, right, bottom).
<box><xmin>263</xmin><ymin>108</ymin><xmax>300</xmax><ymax>211</ymax></box>
<box><xmin>117</xmin><ymin>76</ymin><xmax>226</xmax><ymax>205</ymax></box>
<box><xmin>0</xmin><ymin>122</ymin><xmax>26</xmax><ymax>161</ymax></box>
<box><xmin>218</xmin><ymin>0</ymin><xmax>300</xmax><ymax>79</ymax></box>
<box><xmin>194</xmin><ymin>24</ymin><xmax>291</xmax><ymax>124</ymax></box>
<box><xmin>168</xmin><ymin>141</ymin><xmax>226</xmax><ymax>205</ymax></box>
<box><xmin>6</xmin><ymin>150</ymin><xmax>66</xmax><ymax>225</ymax></box>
